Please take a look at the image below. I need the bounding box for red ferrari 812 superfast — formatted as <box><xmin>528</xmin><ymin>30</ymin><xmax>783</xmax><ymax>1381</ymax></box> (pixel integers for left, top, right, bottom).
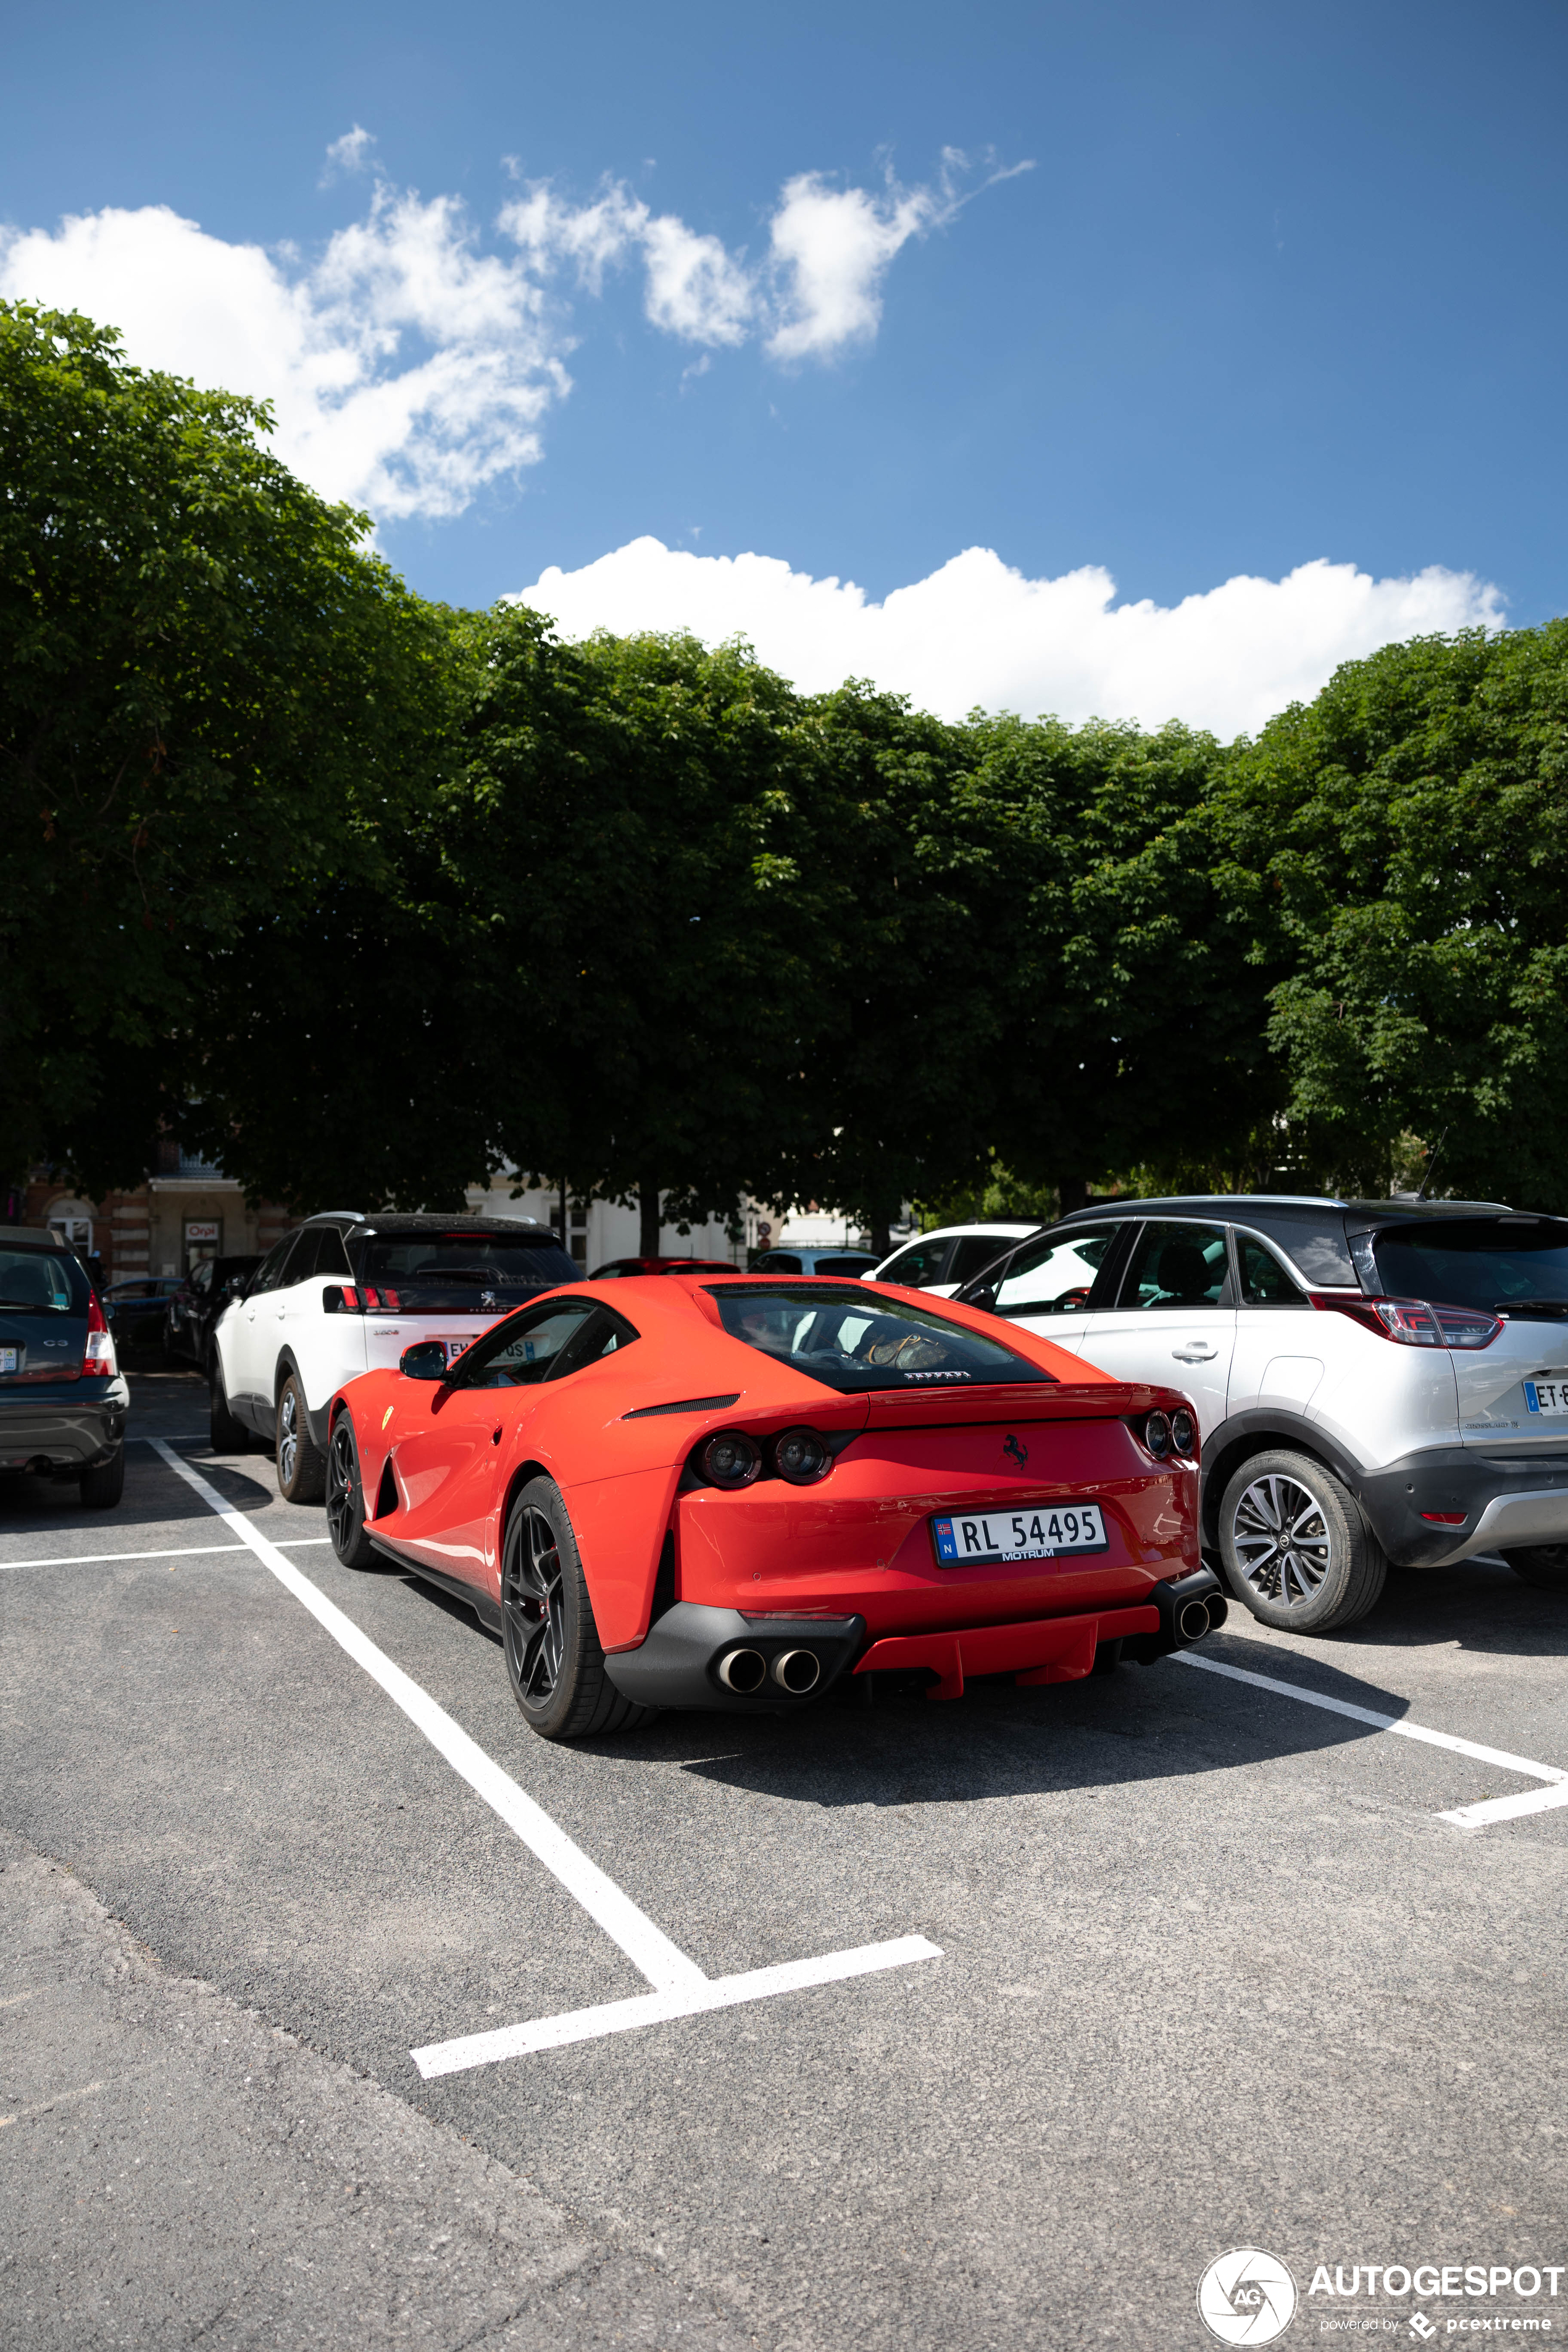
<box><xmin>323</xmin><ymin>1274</ymin><xmax>1224</xmax><ymax>1740</ymax></box>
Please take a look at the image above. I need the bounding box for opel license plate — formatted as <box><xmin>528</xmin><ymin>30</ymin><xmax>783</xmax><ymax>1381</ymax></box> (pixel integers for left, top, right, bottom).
<box><xmin>1524</xmin><ymin>1379</ymin><xmax>1568</xmax><ymax>1416</ymax></box>
<box><xmin>931</xmin><ymin>1502</ymin><xmax>1107</xmax><ymax>1565</ymax></box>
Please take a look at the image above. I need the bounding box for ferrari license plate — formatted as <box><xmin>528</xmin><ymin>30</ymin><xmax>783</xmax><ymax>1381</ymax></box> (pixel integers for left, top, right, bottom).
<box><xmin>1524</xmin><ymin>1379</ymin><xmax>1568</xmax><ymax>1416</ymax></box>
<box><xmin>930</xmin><ymin>1502</ymin><xmax>1107</xmax><ymax>1565</ymax></box>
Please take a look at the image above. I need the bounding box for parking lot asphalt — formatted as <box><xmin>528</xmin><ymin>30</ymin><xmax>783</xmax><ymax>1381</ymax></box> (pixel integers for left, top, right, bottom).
<box><xmin>4</xmin><ymin>1369</ymin><xmax>1568</xmax><ymax>2350</ymax></box>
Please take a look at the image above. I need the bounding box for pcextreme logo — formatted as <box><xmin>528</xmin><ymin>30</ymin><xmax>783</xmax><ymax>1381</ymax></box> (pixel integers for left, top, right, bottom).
<box><xmin>1198</xmin><ymin>2251</ymin><xmax>1300</xmax><ymax>2345</ymax></box>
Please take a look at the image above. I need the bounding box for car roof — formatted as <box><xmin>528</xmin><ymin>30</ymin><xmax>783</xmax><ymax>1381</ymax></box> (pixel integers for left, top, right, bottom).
<box><xmin>338</xmin><ymin>1213</ymin><xmax>557</xmax><ymax>1236</ymax></box>
<box><xmin>886</xmin><ymin>1222</ymin><xmax>1038</xmax><ymax>1245</ymax></box>
<box><xmin>1</xmin><ymin>1227</ymin><xmax>75</xmax><ymax>1248</ymax></box>
<box><xmin>1056</xmin><ymin>1193</ymin><xmax>1516</xmax><ymax>1225</ymax></box>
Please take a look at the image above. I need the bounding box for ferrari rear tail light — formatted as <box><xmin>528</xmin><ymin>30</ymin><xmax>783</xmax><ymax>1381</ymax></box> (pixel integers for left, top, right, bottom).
<box><xmin>1314</xmin><ymin>1294</ymin><xmax>1503</xmax><ymax>1349</ymax></box>
<box><xmin>698</xmin><ymin>1430</ymin><xmax>762</xmax><ymax>1488</ymax></box>
<box><xmin>83</xmin><ymin>1290</ymin><xmax>116</xmax><ymax>1378</ymax></box>
<box><xmin>1168</xmin><ymin>1407</ymin><xmax>1198</xmax><ymax>1459</ymax></box>
<box><xmin>771</xmin><ymin>1427</ymin><xmax>833</xmax><ymax>1484</ymax></box>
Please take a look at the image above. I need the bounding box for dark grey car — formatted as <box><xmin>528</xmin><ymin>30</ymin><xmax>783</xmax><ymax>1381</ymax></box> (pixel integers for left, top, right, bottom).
<box><xmin>0</xmin><ymin>1228</ymin><xmax>129</xmax><ymax>1506</ymax></box>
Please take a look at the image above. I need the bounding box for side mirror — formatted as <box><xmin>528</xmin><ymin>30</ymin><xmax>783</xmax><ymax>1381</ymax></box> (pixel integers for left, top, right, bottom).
<box><xmin>223</xmin><ymin>1274</ymin><xmax>248</xmax><ymax>1300</ymax></box>
<box><xmin>399</xmin><ymin>1341</ymin><xmax>449</xmax><ymax>1382</ymax></box>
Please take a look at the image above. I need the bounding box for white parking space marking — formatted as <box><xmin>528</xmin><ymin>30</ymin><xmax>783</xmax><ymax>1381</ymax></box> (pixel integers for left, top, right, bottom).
<box><xmin>412</xmin><ymin>1938</ymin><xmax>942</xmax><ymax>2077</ymax></box>
<box><xmin>1439</xmin><ymin>1782</ymin><xmax>1568</xmax><ymax>1828</ymax></box>
<box><xmin>146</xmin><ymin>1440</ymin><xmax>940</xmax><ymax>2067</ymax></box>
<box><xmin>1</xmin><ymin>1538</ymin><xmax>331</xmax><ymax>1574</ymax></box>
<box><xmin>1178</xmin><ymin>1649</ymin><xmax>1567</xmax><ymax>1826</ymax></box>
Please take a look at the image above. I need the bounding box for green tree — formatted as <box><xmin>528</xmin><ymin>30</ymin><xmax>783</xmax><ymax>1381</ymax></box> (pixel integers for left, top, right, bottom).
<box><xmin>0</xmin><ymin>301</ymin><xmax>450</xmax><ymax>1196</ymax></box>
<box><xmin>449</xmin><ymin>614</ymin><xmax>849</xmax><ymax>1249</ymax></box>
<box><xmin>1214</xmin><ymin>622</ymin><xmax>1568</xmax><ymax>1206</ymax></box>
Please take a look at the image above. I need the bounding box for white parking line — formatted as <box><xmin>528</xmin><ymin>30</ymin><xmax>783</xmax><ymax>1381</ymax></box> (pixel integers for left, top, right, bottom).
<box><xmin>412</xmin><ymin>1938</ymin><xmax>941</xmax><ymax>2076</ymax></box>
<box><xmin>1177</xmin><ymin>1650</ymin><xmax>1567</xmax><ymax>1827</ymax></box>
<box><xmin>1438</xmin><ymin>1783</ymin><xmax>1568</xmax><ymax>1829</ymax></box>
<box><xmin>145</xmin><ymin>1439</ymin><xmax>941</xmax><ymax>2071</ymax></box>
<box><xmin>0</xmin><ymin>1538</ymin><xmax>331</xmax><ymax>1573</ymax></box>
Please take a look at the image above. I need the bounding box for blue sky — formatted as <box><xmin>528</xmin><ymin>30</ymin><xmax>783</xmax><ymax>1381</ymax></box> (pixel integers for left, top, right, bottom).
<box><xmin>4</xmin><ymin>0</ymin><xmax>1564</xmax><ymax>732</ymax></box>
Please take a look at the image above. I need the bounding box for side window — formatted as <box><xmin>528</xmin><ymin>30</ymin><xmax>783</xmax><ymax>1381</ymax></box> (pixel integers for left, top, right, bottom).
<box><xmin>756</xmin><ymin>1253</ymin><xmax>803</xmax><ymax>1274</ymax></box>
<box><xmin>877</xmin><ymin>1238</ymin><xmax>953</xmax><ymax>1288</ymax></box>
<box><xmin>1238</xmin><ymin>1233</ymin><xmax>1309</xmax><ymax>1307</ymax></box>
<box><xmin>948</xmin><ymin>1234</ymin><xmax>1017</xmax><ymax>1287</ymax></box>
<box><xmin>312</xmin><ymin>1227</ymin><xmax>354</xmax><ymax>1279</ymax></box>
<box><xmin>249</xmin><ymin>1236</ymin><xmax>296</xmax><ymax>1296</ymax></box>
<box><xmin>451</xmin><ymin>1300</ymin><xmax>598</xmax><ymax>1388</ymax></box>
<box><xmin>192</xmin><ymin>1262</ymin><xmax>213</xmax><ymax>1296</ymax></box>
<box><xmin>1117</xmin><ymin>1221</ymin><xmax>1230</xmax><ymax>1309</ymax></box>
<box><xmin>991</xmin><ymin>1225</ymin><xmax>1119</xmax><ymax>1316</ymax></box>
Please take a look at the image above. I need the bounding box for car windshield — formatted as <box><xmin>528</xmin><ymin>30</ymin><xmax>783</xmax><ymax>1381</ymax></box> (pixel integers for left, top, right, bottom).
<box><xmin>356</xmin><ymin>1232</ymin><xmax>580</xmax><ymax>1311</ymax></box>
<box><xmin>707</xmin><ymin>1283</ymin><xmax>1054</xmax><ymax>1393</ymax></box>
<box><xmin>0</xmin><ymin>1250</ymin><xmax>81</xmax><ymax>1314</ymax></box>
<box><xmin>1372</xmin><ymin>1220</ymin><xmax>1568</xmax><ymax>1315</ymax></box>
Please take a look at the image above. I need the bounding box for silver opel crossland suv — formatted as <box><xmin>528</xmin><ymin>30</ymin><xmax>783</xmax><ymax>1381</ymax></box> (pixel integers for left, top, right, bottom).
<box><xmin>955</xmin><ymin>1195</ymin><xmax>1568</xmax><ymax>1634</ymax></box>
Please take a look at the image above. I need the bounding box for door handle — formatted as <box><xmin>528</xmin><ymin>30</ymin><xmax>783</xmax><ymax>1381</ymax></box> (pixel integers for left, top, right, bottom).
<box><xmin>1172</xmin><ymin>1343</ymin><xmax>1218</xmax><ymax>1362</ymax></box>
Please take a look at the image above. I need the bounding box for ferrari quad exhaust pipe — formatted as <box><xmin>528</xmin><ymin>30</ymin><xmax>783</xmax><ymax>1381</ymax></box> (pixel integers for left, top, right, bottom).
<box><xmin>1126</xmin><ymin>1567</ymin><xmax>1227</xmax><ymax>1662</ymax></box>
<box><xmin>770</xmin><ymin>1648</ymin><xmax>821</xmax><ymax>1695</ymax></box>
<box><xmin>717</xmin><ymin>1646</ymin><xmax>769</xmax><ymax>1694</ymax></box>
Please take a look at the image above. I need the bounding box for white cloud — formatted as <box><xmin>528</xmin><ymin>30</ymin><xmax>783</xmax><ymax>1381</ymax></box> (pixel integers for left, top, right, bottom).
<box><xmin>321</xmin><ymin>124</ymin><xmax>376</xmax><ymax>183</ymax></box>
<box><xmin>0</xmin><ymin>188</ymin><xmax>565</xmax><ymax>519</ymax></box>
<box><xmin>766</xmin><ymin>149</ymin><xmax>1033</xmax><ymax>361</ymax></box>
<box><xmin>511</xmin><ymin>538</ymin><xmax>1505</xmax><ymax>737</ymax></box>
<box><xmin>0</xmin><ymin>145</ymin><xmax>1022</xmax><ymax>519</ymax></box>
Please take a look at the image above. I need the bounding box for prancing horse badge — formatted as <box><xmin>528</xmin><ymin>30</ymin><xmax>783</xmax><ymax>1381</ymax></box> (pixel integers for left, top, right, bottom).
<box><xmin>1003</xmin><ymin>1434</ymin><xmax>1028</xmax><ymax>1468</ymax></box>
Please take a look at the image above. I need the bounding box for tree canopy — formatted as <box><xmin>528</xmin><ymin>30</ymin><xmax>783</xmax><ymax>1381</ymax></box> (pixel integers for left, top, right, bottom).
<box><xmin>0</xmin><ymin>301</ymin><xmax>450</xmax><ymax>1195</ymax></box>
<box><xmin>7</xmin><ymin>296</ymin><xmax>1568</xmax><ymax>1230</ymax></box>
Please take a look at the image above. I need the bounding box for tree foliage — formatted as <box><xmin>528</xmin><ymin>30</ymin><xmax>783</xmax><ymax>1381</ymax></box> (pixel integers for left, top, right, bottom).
<box><xmin>0</xmin><ymin>301</ymin><xmax>451</xmax><ymax>1194</ymax></box>
<box><xmin>1215</xmin><ymin>623</ymin><xmax>1568</xmax><ymax>1206</ymax></box>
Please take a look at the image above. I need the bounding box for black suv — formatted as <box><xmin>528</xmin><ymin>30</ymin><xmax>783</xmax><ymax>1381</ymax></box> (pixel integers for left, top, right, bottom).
<box><xmin>0</xmin><ymin>1227</ymin><xmax>128</xmax><ymax>1506</ymax></box>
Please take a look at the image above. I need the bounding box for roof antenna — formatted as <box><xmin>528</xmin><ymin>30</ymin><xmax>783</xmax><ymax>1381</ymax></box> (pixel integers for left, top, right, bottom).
<box><xmin>1415</xmin><ymin>1128</ymin><xmax>1449</xmax><ymax>1202</ymax></box>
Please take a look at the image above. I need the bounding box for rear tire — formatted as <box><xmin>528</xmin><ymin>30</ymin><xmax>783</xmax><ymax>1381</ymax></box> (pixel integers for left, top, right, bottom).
<box><xmin>275</xmin><ymin>1373</ymin><xmax>326</xmax><ymax>1504</ymax></box>
<box><xmin>209</xmin><ymin>1364</ymin><xmax>249</xmax><ymax>1453</ymax></box>
<box><xmin>501</xmin><ymin>1477</ymin><xmax>657</xmax><ymax>1740</ymax></box>
<box><xmin>325</xmin><ymin>1412</ymin><xmax>378</xmax><ymax>1570</ymax></box>
<box><xmin>80</xmin><ymin>1450</ymin><xmax>125</xmax><ymax>1509</ymax></box>
<box><xmin>1219</xmin><ymin>1449</ymin><xmax>1387</xmax><ymax>1633</ymax></box>
<box><xmin>1503</xmin><ymin>1545</ymin><xmax>1568</xmax><ymax>1591</ymax></box>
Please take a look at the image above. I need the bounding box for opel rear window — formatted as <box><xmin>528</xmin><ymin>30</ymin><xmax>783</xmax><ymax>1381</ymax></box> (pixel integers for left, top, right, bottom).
<box><xmin>354</xmin><ymin>1232</ymin><xmax>580</xmax><ymax>1312</ymax></box>
<box><xmin>1372</xmin><ymin>1220</ymin><xmax>1568</xmax><ymax>1316</ymax></box>
<box><xmin>707</xmin><ymin>1283</ymin><xmax>1054</xmax><ymax>1393</ymax></box>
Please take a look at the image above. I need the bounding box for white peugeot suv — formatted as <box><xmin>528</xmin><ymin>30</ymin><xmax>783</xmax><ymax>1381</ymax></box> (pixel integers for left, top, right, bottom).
<box><xmin>955</xmin><ymin>1195</ymin><xmax>1568</xmax><ymax>1634</ymax></box>
<box><xmin>209</xmin><ymin>1213</ymin><xmax>577</xmax><ymax>1503</ymax></box>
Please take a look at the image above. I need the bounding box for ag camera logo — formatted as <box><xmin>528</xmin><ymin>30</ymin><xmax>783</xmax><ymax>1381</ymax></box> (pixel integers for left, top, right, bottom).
<box><xmin>1198</xmin><ymin>2250</ymin><xmax>1299</xmax><ymax>2345</ymax></box>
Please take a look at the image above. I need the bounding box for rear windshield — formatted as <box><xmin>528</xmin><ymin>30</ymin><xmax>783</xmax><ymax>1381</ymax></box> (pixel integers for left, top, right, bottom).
<box><xmin>0</xmin><ymin>1248</ymin><xmax>86</xmax><ymax>1315</ymax></box>
<box><xmin>1372</xmin><ymin>1220</ymin><xmax>1568</xmax><ymax>1315</ymax></box>
<box><xmin>707</xmin><ymin>1283</ymin><xmax>1054</xmax><ymax>1393</ymax></box>
<box><xmin>354</xmin><ymin>1231</ymin><xmax>580</xmax><ymax>1311</ymax></box>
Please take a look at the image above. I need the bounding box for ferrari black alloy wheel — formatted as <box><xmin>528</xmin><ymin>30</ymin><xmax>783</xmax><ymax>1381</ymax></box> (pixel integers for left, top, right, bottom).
<box><xmin>501</xmin><ymin>1476</ymin><xmax>657</xmax><ymax>1741</ymax></box>
<box><xmin>325</xmin><ymin>1414</ymin><xmax>377</xmax><ymax>1570</ymax></box>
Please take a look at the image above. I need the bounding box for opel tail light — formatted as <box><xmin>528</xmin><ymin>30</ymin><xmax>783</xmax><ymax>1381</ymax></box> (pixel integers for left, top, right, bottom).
<box><xmin>1312</xmin><ymin>1294</ymin><xmax>1503</xmax><ymax>1349</ymax></box>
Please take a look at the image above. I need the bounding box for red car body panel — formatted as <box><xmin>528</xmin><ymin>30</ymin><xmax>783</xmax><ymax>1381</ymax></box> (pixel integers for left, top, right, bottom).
<box><xmin>327</xmin><ymin>1273</ymin><xmax>1205</xmax><ymax>1689</ymax></box>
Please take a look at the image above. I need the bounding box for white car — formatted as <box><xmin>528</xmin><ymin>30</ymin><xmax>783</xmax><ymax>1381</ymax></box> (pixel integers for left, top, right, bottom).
<box><xmin>954</xmin><ymin>1193</ymin><xmax>1568</xmax><ymax>1633</ymax></box>
<box><xmin>209</xmin><ymin>1213</ymin><xmax>577</xmax><ymax>1502</ymax></box>
<box><xmin>865</xmin><ymin>1222</ymin><xmax>1040</xmax><ymax>1297</ymax></box>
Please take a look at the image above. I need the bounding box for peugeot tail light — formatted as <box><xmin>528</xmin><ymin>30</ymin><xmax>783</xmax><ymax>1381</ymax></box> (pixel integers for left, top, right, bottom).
<box><xmin>1313</xmin><ymin>1294</ymin><xmax>1503</xmax><ymax>1349</ymax></box>
<box><xmin>83</xmin><ymin>1290</ymin><xmax>117</xmax><ymax>1377</ymax></box>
